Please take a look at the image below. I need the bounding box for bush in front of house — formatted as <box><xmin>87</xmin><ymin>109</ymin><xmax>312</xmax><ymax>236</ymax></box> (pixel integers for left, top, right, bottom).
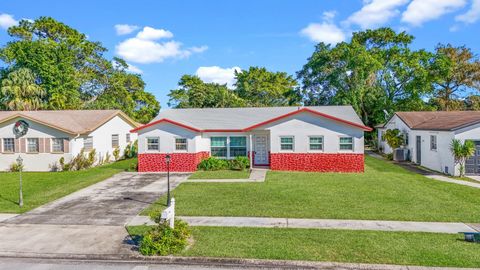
<box><xmin>228</xmin><ymin>156</ymin><xmax>250</xmax><ymax>171</ymax></box>
<box><xmin>9</xmin><ymin>162</ymin><xmax>24</xmax><ymax>172</ymax></box>
<box><xmin>197</xmin><ymin>157</ymin><xmax>229</xmax><ymax>171</ymax></box>
<box><xmin>139</xmin><ymin>219</ymin><xmax>191</xmax><ymax>256</ymax></box>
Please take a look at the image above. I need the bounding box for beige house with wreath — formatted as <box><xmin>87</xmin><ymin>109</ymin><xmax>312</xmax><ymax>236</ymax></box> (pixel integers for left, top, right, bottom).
<box><xmin>0</xmin><ymin>110</ymin><xmax>139</xmax><ymax>171</ymax></box>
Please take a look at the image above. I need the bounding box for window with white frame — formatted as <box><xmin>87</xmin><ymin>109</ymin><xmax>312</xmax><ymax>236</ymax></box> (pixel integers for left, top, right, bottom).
<box><xmin>430</xmin><ymin>135</ymin><xmax>437</xmax><ymax>150</ymax></box>
<box><xmin>27</xmin><ymin>138</ymin><xmax>39</xmax><ymax>153</ymax></box>
<box><xmin>280</xmin><ymin>136</ymin><xmax>294</xmax><ymax>150</ymax></box>
<box><xmin>339</xmin><ymin>137</ymin><xmax>353</xmax><ymax>150</ymax></box>
<box><xmin>84</xmin><ymin>137</ymin><xmax>93</xmax><ymax>151</ymax></box>
<box><xmin>147</xmin><ymin>137</ymin><xmax>159</xmax><ymax>151</ymax></box>
<box><xmin>126</xmin><ymin>133</ymin><xmax>131</xmax><ymax>143</ymax></box>
<box><xmin>3</xmin><ymin>138</ymin><xmax>14</xmax><ymax>153</ymax></box>
<box><xmin>175</xmin><ymin>138</ymin><xmax>187</xmax><ymax>151</ymax></box>
<box><xmin>309</xmin><ymin>136</ymin><xmax>323</xmax><ymax>150</ymax></box>
<box><xmin>112</xmin><ymin>134</ymin><xmax>119</xmax><ymax>148</ymax></box>
<box><xmin>404</xmin><ymin>132</ymin><xmax>409</xmax><ymax>145</ymax></box>
<box><xmin>52</xmin><ymin>138</ymin><xmax>64</xmax><ymax>153</ymax></box>
<box><xmin>211</xmin><ymin>137</ymin><xmax>227</xmax><ymax>158</ymax></box>
<box><xmin>230</xmin><ymin>136</ymin><xmax>247</xmax><ymax>157</ymax></box>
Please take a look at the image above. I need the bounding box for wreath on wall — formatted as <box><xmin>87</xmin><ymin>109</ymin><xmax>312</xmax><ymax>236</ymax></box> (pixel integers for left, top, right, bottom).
<box><xmin>13</xmin><ymin>120</ymin><xmax>29</xmax><ymax>137</ymax></box>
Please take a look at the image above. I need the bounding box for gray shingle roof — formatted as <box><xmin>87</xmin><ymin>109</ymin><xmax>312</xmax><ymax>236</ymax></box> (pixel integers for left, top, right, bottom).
<box><xmin>150</xmin><ymin>106</ymin><xmax>367</xmax><ymax>130</ymax></box>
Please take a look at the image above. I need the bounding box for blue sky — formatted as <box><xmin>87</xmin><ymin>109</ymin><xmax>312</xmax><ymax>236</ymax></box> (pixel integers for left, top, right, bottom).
<box><xmin>1</xmin><ymin>0</ymin><xmax>479</xmax><ymax>108</ymax></box>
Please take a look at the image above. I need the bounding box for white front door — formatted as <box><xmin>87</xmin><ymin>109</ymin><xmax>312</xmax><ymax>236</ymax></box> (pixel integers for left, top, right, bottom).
<box><xmin>254</xmin><ymin>135</ymin><xmax>269</xmax><ymax>165</ymax></box>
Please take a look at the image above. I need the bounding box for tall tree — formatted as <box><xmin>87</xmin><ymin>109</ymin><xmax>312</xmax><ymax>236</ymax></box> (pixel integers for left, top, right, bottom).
<box><xmin>234</xmin><ymin>67</ymin><xmax>299</xmax><ymax>106</ymax></box>
<box><xmin>1</xmin><ymin>68</ymin><xmax>46</xmax><ymax>110</ymax></box>
<box><xmin>430</xmin><ymin>44</ymin><xmax>480</xmax><ymax>111</ymax></box>
<box><xmin>297</xmin><ymin>28</ymin><xmax>434</xmax><ymax>126</ymax></box>
<box><xmin>168</xmin><ymin>75</ymin><xmax>245</xmax><ymax>108</ymax></box>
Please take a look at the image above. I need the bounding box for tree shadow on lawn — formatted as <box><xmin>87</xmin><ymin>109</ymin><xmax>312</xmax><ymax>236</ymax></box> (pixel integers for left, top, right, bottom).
<box><xmin>0</xmin><ymin>194</ymin><xmax>20</xmax><ymax>206</ymax></box>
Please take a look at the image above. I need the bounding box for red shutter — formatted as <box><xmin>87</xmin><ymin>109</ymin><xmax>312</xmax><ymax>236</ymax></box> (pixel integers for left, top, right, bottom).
<box><xmin>45</xmin><ymin>138</ymin><xmax>51</xmax><ymax>153</ymax></box>
<box><xmin>63</xmin><ymin>138</ymin><xmax>70</xmax><ymax>153</ymax></box>
<box><xmin>20</xmin><ymin>138</ymin><xmax>26</xmax><ymax>153</ymax></box>
<box><xmin>39</xmin><ymin>138</ymin><xmax>45</xmax><ymax>153</ymax></box>
<box><xmin>14</xmin><ymin>139</ymin><xmax>20</xmax><ymax>153</ymax></box>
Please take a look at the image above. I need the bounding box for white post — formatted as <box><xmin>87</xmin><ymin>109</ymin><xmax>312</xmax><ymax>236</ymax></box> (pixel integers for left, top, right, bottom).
<box><xmin>249</xmin><ymin>134</ymin><xmax>253</xmax><ymax>169</ymax></box>
<box><xmin>160</xmin><ymin>197</ymin><xmax>175</xmax><ymax>228</ymax></box>
<box><xmin>169</xmin><ymin>198</ymin><xmax>175</xmax><ymax>228</ymax></box>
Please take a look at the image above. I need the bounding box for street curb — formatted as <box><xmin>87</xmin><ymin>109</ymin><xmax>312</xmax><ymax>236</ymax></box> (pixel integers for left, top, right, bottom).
<box><xmin>0</xmin><ymin>253</ymin><xmax>476</xmax><ymax>270</ymax></box>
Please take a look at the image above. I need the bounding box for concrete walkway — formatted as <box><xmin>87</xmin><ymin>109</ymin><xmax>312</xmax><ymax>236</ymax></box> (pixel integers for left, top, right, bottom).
<box><xmin>128</xmin><ymin>215</ymin><xmax>477</xmax><ymax>234</ymax></box>
<box><xmin>0</xmin><ymin>214</ymin><xmax>17</xmax><ymax>223</ymax></box>
<box><xmin>187</xmin><ymin>168</ymin><xmax>268</xmax><ymax>183</ymax></box>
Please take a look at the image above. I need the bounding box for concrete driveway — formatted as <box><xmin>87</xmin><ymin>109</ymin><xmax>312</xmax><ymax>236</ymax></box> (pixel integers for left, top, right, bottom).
<box><xmin>0</xmin><ymin>172</ymin><xmax>188</xmax><ymax>257</ymax></box>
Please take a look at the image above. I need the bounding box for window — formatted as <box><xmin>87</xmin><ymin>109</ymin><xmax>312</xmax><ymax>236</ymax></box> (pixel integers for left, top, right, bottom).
<box><xmin>280</xmin><ymin>136</ymin><xmax>294</xmax><ymax>150</ymax></box>
<box><xmin>112</xmin><ymin>134</ymin><xmax>119</xmax><ymax>148</ymax></box>
<box><xmin>230</xmin><ymin>136</ymin><xmax>247</xmax><ymax>157</ymax></box>
<box><xmin>339</xmin><ymin>137</ymin><xmax>353</xmax><ymax>150</ymax></box>
<box><xmin>3</xmin><ymin>138</ymin><xmax>14</xmax><ymax>153</ymax></box>
<box><xmin>52</xmin><ymin>138</ymin><xmax>64</xmax><ymax>153</ymax></box>
<box><xmin>147</xmin><ymin>137</ymin><xmax>159</xmax><ymax>151</ymax></box>
<box><xmin>430</xmin><ymin>135</ymin><xmax>437</xmax><ymax>150</ymax></box>
<box><xmin>381</xmin><ymin>131</ymin><xmax>385</xmax><ymax>142</ymax></box>
<box><xmin>175</xmin><ymin>138</ymin><xmax>187</xmax><ymax>151</ymax></box>
<box><xmin>126</xmin><ymin>134</ymin><xmax>131</xmax><ymax>143</ymax></box>
<box><xmin>211</xmin><ymin>137</ymin><xmax>227</xmax><ymax>158</ymax></box>
<box><xmin>27</xmin><ymin>138</ymin><xmax>39</xmax><ymax>153</ymax></box>
<box><xmin>404</xmin><ymin>132</ymin><xmax>409</xmax><ymax>145</ymax></box>
<box><xmin>309</xmin><ymin>136</ymin><xmax>323</xmax><ymax>150</ymax></box>
<box><xmin>84</xmin><ymin>137</ymin><xmax>93</xmax><ymax>151</ymax></box>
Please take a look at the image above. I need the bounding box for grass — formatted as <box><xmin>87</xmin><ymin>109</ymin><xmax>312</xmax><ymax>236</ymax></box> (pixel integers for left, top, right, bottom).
<box><xmin>143</xmin><ymin>156</ymin><xmax>480</xmax><ymax>222</ymax></box>
<box><xmin>127</xmin><ymin>225</ymin><xmax>480</xmax><ymax>268</ymax></box>
<box><xmin>0</xmin><ymin>158</ymin><xmax>137</xmax><ymax>213</ymax></box>
<box><xmin>188</xmin><ymin>170</ymin><xmax>250</xmax><ymax>179</ymax></box>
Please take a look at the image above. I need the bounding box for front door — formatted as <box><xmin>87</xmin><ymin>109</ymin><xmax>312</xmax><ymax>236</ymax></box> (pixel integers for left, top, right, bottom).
<box><xmin>416</xmin><ymin>136</ymin><xmax>421</xmax><ymax>164</ymax></box>
<box><xmin>254</xmin><ymin>135</ymin><xmax>269</xmax><ymax>165</ymax></box>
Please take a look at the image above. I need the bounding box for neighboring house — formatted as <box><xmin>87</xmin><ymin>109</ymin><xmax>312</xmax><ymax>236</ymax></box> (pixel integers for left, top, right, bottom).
<box><xmin>0</xmin><ymin>110</ymin><xmax>139</xmax><ymax>171</ymax></box>
<box><xmin>131</xmin><ymin>106</ymin><xmax>372</xmax><ymax>173</ymax></box>
<box><xmin>377</xmin><ymin>111</ymin><xmax>480</xmax><ymax>176</ymax></box>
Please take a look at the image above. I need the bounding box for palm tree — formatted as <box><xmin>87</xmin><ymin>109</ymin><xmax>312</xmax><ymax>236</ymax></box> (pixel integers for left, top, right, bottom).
<box><xmin>1</xmin><ymin>68</ymin><xmax>46</xmax><ymax>110</ymax></box>
<box><xmin>450</xmin><ymin>139</ymin><xmax>476</xmax><ymax>177</ymax></box>
<box><xmin>383</xmin><ymin>129</ymin><xmax>404</xmax><ymax>150</ymax></box>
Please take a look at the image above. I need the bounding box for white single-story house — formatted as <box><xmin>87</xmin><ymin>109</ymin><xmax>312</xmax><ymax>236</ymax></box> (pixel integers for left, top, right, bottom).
<box><xmin>377</xmin><ymin>111</ymin><xmax>480</xmax><ymax>176</ymax></box>
<box><xmin>0</xmin><ymin>110</ymin><xmax>139</xmax><ymax>171</ymax></box>
<box><xmin>131</xmin><ymin>106</ymin><xmax>372</xmax><ymax>173</ymax></box>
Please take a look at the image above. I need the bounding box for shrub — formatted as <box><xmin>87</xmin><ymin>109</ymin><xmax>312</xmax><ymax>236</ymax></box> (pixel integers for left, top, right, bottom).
<box><xmin>139</xmin><ymin>219</ymin><xmax>191</xmax><ymax>256</ymax></box>
<box><xmin>62</xmin><ymin>148</ymin><xmax>97</xmax><ymax>171</ymax></box>
<box><xmin>229</xmin><ymin>156</ymin><xmax>250</xmax><ymax>171</ymax></box>
<box><xmin>105</xmin><ymin>152</ymin><xmax>111</xmax><ymax>163</ymax></box>
<box><xmin>113</xmin><ymin>147</ymin><xmax>120</xmax><ymax>161</ymax></box>
<box><xmin>9</xmin><ymin>162</ymin><xmax>23</xmax><ymax>172</ymax></box>
<box><xmin>128</xmin><ymin>161</ymin><xmax>138</xmax><ymax>172</ymax></box>
<box><xmin>386</xmin><ymin>153</ymin><xmax>393</xmax><ymax>160</ymax></box>
<box><xmin>197</xmin><ymin>157</ymin><xmax>229</xmax><ymax>171</ymax></box>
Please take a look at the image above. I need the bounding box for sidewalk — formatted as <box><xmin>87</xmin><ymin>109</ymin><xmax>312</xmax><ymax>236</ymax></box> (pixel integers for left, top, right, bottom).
<box><xmin>187</xmin><ymin>168</ymin><xmax>268</xmax><ymax>183</ymax></box>
<box><xmin>128</xmin><ymin>215</ymin><xmax>477</xmax><ymax>234</ymax></box>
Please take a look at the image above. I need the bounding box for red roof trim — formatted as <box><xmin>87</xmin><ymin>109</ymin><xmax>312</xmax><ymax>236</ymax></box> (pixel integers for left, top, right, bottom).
<box><xmin>243</xmin><ymin>108</ymin><xmax>373</xmax><ymax>131</ymax></box>
<box><xmin>131</xmin><ymin>108</ymin><xmax>372</xmax><ymax>133</ymax></box>
<box><xmin>130</xmin><ymin>118</ymin><xmax>201</xmax><ymax>133</ymax></box>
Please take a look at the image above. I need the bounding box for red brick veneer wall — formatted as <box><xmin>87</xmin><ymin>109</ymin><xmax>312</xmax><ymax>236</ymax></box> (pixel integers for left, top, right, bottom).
<box><xmin>270</xmin><ymin>153</ymin><xmax>364</xmax><ymax>172</ymax></box>
<box><xmin>138</xmin><ymin>151</ymin><xmax>210</xmax><ymax>172</ymax></box>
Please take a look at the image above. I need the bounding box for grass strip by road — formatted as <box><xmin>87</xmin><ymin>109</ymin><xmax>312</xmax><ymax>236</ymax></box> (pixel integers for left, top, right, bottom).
<box><xmin>143</xmin><ymin>156</ymin><xmax>480</xmax><ymax>222</ymax></box>
<box><xmin>188</xmin><ymin>170</ymin><xmax>250</xmax><ymax>180</ymax></box>
<box><xmin>0</xmin><ymin>158</ymin><xmax>137</xmax><ymax>213</ymax></box>
<box><xmin>127</xmin><ymin>225</ymin><xmax>480</xmax><ymax>268</ymax></box>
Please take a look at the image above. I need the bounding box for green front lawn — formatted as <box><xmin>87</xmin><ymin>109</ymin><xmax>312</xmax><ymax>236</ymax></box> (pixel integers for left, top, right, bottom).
<box><xmin>0</xmin><ymin>158</ymin><xmax>137</xmax><ymax>213</ymax></box>
<box><xmin>144</xmin><ymin>156</ymin><xmax>480</xmax><ymax>222</ymax></box>
<box><xmin>127</xmin><ymin>225</ymin><xmax>480</xmax><ymax>268</ymax></box>
<box><xmin>189</xmin><ymin>170</ymin><xmax>250</xmax><ymax>179</ymax></box>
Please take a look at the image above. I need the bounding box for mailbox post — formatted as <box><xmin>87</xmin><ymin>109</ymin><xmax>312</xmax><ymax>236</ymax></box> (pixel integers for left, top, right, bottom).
<box><xmin>16</xmin><ymin>156</ymin><xmax>23</xmax><ymax>207</ymax></box>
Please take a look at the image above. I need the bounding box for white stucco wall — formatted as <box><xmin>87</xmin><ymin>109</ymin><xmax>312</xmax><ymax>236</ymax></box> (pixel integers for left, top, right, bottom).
<box><xmin>454</xmin><ymin>123</ymin><xmax>480</xmax><ymax>176</ymax></box>
<box><xmin>257</xmin><ymin>112</ymin><xmax>364</xmax><ymax>153</ymax></box>
<box><xmin>0</xmin><ymin>117</ymin><xmax>73</xmax><ymax>171</ymax></box>
<box><xmin>137</xmin><ymin>122</ymin><xmax>199</xmax><ymax>153</ymax></box>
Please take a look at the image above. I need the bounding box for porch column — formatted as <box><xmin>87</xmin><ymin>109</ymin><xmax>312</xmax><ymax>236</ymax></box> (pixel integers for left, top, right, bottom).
<box><xmin>249</xmin><ymin>133</ymin><xmax>253</xmax><ymax>169</ymax></box>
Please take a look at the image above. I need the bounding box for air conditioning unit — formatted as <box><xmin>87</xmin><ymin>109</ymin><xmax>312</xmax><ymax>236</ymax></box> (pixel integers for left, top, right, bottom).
<box><xmin>393</xmin><ymin>148</ymin><xmax>409</xmax><ymax>161</ymax></box>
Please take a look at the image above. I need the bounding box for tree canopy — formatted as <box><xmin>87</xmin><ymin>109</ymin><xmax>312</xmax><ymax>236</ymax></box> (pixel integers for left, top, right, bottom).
<box><xmin>0</xmin><ymin>17</ymin><xmax>159</xmax><ymax>123</ymax></box>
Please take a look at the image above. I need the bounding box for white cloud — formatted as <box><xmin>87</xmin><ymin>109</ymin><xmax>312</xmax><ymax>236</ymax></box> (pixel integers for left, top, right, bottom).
<box><xmin>136</xmin><ymin>26</ymin><xmax>173</xmax><ymax>40</ymax></box>
<box><xmin>126</xmin><ymin>63</ymin><xmax>143</xmax><ymax>74</ymax></box>
<box><xmin>0</xmin><ymin>13</ymin><xmax>18</xmax><ymax>30</ymax></box>
<box><xmin>456</xmin><ymin>0</ymin><xmax>480</xmax><ymax>24</ymax></box>
<box><xmin>402</xmin><ymin>0</ymin><xmax>467</xmax><ymax>26</ymax></box>
<box><xmin>346</xmin><ymin>0</ymin><xmax>410</xmax><ymax>29</ymax></box>
<box><xmin>195</xmin><ymin>66</ymin><xmax>241</xmax><ymax>88</ymax></box>
<box><xmin>300</xmin><ymin>11</ymin><xmax>346</xmax><ymax>44</ymax></box>
<box><xmin>115</xmin><ymin>24</ymin><xmax>139</xmax><ymax>35</ymax></box>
